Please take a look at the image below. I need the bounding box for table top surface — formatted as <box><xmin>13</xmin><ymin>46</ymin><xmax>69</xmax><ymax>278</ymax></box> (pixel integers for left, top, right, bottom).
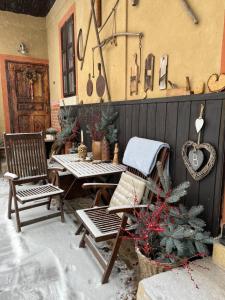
<box><xmin>53</xmin><ymin>154</ymin><xmax>126</xmax><ymax>178</ymax></box>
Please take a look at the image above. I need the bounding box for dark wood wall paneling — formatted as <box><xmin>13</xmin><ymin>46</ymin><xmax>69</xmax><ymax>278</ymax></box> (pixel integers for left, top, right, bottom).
<box><xmin>0</xmin><ymin>0</ymin><xmax>56</xmax><ymax>17</ymax></box>
<box><xmin>63</xmin><ymin>93</ymin><xmax>225</xmax><ymax>236</ymax></box>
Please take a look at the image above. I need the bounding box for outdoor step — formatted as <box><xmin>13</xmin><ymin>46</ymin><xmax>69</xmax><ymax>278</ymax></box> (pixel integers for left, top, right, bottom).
<box><xmin>212</xmin><ymin>241</ymin><xmax>225</xmax><ymax>271</ymax></box>
<box><xmin>136</xmin><ymin>257</ymin><xmax>225</xmax><ymax>300</ymax></box>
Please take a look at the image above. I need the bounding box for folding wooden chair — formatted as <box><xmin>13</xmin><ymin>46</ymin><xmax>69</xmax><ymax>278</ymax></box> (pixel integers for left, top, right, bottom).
<box><xmin>4</xmin><ymin>132</ymin><xmax>65</xmax><ymax>232</ymax></box>
<box><xmin>76</xmin><ymin>147</ymin><xmax>169</xmax><ymax>283</ymax></box>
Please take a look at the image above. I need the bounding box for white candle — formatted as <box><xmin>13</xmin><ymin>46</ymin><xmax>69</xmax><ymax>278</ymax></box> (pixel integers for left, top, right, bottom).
<box><xmin>81</xmin><ymin>130</ymin><xmax>84</xmax><ymax>144</ymax></box>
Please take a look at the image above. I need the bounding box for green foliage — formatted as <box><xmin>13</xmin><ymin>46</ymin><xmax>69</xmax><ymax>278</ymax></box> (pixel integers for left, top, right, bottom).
<box><xmin>134</xmin><ymin>162</ymin><xmax>213</xmax><ymax>264</ymax></box>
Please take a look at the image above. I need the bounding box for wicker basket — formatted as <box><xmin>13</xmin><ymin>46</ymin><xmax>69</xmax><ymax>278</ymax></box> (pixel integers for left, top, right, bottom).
<box><xmin>136</xmin><ymin>248</ymin><xmax>178</xmax><ymax>281</ymax></box>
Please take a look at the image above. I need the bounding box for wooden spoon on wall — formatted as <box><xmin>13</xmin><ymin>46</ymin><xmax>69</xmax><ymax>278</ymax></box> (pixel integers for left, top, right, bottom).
<box><xmin>96</xmin><ymin>63</ymin><xmax>106</xmax><ymax>99</ymax></box>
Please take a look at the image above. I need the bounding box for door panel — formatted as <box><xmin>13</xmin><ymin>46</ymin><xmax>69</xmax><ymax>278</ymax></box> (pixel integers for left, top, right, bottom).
<box><xmin>6</xmin><ymin>61</ymin><xmax>50</xmax><ymax>133</ymax></box>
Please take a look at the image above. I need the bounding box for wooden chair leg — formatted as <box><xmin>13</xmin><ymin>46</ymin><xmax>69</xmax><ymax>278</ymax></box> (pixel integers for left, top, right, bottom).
<box><xmin>59</xmin><ymin>196</ymin><xmax>65</xmax><ymax>223</ymax></box>
<box><xmin>75</xmin><ymin>223</ymin><xmax>84</xmax><ymax>235</ymax></box>
<box><xmin>79</xmin><ymin>229</ymin><xmax>88</xmax><ymax>248</ymax></box>
<box><xmin>47</xmin><ymin>196</ymin><xmax>52</xmax><ymax>210</ymax></box>
<box><xmin>13</xmin><ymin>197</ymin><xmax>21</xmax><ymax>233</ymax></box>
<box><xmin>8</xmin><ymin>184</ymin><xmax>12</xmax><ymax>219</ymax></box>
<box><xmin>102</xmin><ymin>235</ymin><xmax>123</xmax><ymax>284</ymax></box>
<box><xmin>102</xmin><ymin>214</ymin><xmax>128</xmax><ymax>284</ymax></box>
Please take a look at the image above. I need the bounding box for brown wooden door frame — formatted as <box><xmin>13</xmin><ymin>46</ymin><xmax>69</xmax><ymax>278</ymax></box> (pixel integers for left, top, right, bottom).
<box><xmin>5</xmin><ymin>60</ymin><xmax>51</xmax><ymax>133</ymax></box>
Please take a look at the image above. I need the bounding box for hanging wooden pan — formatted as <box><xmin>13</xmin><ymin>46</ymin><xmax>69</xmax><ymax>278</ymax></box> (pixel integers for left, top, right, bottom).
<box><xmin>86</xmin><ymin>73</ymin><xmax>93</xmax><ymax>96</ymax></box>
<box><xmin>96</xmin><ymin>63</ymin><xmax>105</xmax><ymax>98</ymax></box>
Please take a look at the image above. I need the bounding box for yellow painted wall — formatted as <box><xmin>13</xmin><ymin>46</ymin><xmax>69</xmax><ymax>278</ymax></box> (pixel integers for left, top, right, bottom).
<box><xmin>46</xmin><ymin>0</ymin><xmax>225</xmax><ymax>105</ymax></box>
<box><xmin>0</xmin><ymin>11</ymin><xmax>48</xmax><ymax>132</ymax></box>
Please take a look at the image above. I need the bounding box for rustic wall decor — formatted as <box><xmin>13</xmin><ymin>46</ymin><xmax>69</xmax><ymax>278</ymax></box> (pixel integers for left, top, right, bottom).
<box><xmin>144</xmin><ymin>54</ymin><xmax>155</xmax><ymax>92</ymax></box>
<box><xmin>207</xmin><ymin>73</ymin><xmax>225</xmax><ymax>92</ymax></box>
<box><xmin>77</xmin><ymin>29</ymin><xmax>84</xmax><ymax>61</ymax></box>
<box><xmin>86</xmin><ymin>73</ymin><xmax>93</xmax><ymax>96</ymax></box>
<box><xmin>159</xmin><ymin>55</ymin><xmax>168</xmax><ymax>90</ymax></box>
<box><xmin>182</xmin><ymin>141</ymin><xmax>216</xmax><ymax>181</ymax></box>
<box><xmin>130</xmin><ymin>53</ymin><xmax>139</xmax><ymax>95</ymax></box>
<box><xmin>96</xmin><ymin>63</ymin><xmax>106</xmax><ymax>100</ymax></box>
<box><xmin>181</xmin><ymin>104</ymin><xmax>216</xmax><ymax>181</ymax></box>
<box><xmin>180</xmin><ymin>0</ymin><xmax>199</xmax><ymax>24</ymax></box>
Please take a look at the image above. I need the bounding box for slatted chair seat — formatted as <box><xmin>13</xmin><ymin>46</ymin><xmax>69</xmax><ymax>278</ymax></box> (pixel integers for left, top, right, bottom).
<box><xmin>16</xmin><ymin>184</ymin><xmax>64</xmax><ymax>204</ymax></box>
<box><xmin>77</xmin><ymin>206</ymin><xmax>131</xmax><ymax>241</ymax></box>
<box><xmin>4</xmin><ymin>132</ymin><xmax>65</xmax><ymax>232</ymax></box>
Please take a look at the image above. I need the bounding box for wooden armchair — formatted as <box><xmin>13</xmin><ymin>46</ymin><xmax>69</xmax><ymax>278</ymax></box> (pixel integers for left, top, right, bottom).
<box><xmin>4</xmin><ymin>132</ymin><xmax>65</xmax><ymax>232</ymax></box>
<box><xmin>76</xmin><ymin>147</ymin><xmax>169</xmax><ymax>283</ymax></box>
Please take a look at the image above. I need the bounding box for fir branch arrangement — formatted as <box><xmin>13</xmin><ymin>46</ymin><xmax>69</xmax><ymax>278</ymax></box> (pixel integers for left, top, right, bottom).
<box><xmin>79</xmin><ymin>104</ymin><xmax>119</xmax><ymax>144</ymax></box>
<box><xmin>130</xmin><ymin>162</ymin><xmax>213</xmax><ymax>266</ymax></box>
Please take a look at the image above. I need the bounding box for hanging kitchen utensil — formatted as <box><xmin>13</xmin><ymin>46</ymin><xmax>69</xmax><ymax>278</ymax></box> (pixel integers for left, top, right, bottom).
<box><xmin>96</xmin><ymin>63</ymin><xmax>106</xmax><ymax>99</ymax></box>
<box><xmin>86</xmin><ymin>73</ymin><xmax>93</xmax><ymax>96</ymax></box>
<box><xmin>144</xmin><ymin>54</ymin><xmax>155</xmax><ymax>92</ymax></box>
<box><xmin>130</xmin><ymin>53</ymin><xmax>139</xmax><ymax>96</ymax></box>
<box><xmin>77</xmin><ymin>29</ymin><xmax>84</xmax><ymax>61</ymax></box>
<box><xmin>159</xmin><ymin>55</ymin><xmax>168</xmax><ymax>90</ymax></box>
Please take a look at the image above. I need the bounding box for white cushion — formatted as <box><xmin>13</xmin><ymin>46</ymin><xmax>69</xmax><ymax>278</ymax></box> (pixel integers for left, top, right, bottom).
<box><xmin>110</xmin><ymin>171</ymin><xmax>146</xmax><ymax>209</ymax></box>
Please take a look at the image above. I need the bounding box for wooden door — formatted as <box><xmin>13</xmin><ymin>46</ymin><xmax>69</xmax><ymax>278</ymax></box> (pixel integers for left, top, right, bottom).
<box><xmin>6</xmin><ymin>61</ymin><xmax>51</xmax><ymax>133</ymax></box>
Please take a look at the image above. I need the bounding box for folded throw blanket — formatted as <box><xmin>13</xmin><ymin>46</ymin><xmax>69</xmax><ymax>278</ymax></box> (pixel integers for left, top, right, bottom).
<box><xmin>122</xmin><ymin>137</ymin><xmax>170</xmax><ymax>176</ymax></box>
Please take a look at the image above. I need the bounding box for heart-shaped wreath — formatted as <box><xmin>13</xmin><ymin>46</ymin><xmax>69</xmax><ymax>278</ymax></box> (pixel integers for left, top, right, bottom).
<box><xmin>181</xmin><ymin>141</ymin><xmax>216</xmax><ymax>181</ymax></box>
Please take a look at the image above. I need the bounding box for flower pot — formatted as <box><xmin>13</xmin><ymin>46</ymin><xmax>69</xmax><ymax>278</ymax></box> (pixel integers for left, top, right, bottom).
<box><xmin>92</xmin><ymin>140</ymin><xmax>102</xmax><ymax>160</ymax></box>
<box><xmin>136</xmin><ymin>248</ymin><xmax>178</xmax><ymax>281</ymax></box>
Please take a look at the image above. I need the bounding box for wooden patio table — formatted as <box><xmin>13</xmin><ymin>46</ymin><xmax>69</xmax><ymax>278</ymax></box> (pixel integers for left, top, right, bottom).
<box><xmin>52</xmin><ymin>153</ymin><xmax>126</xmax><ymax>202</ymax></box>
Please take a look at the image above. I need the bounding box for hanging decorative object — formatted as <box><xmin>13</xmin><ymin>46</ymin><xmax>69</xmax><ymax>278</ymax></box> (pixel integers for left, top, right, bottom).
<box><xmin>130</xmin><ymin>53</ymin><xmax>139</xmax><ymax>96</ymax></box>
<box><xmin>207</xmin><ymin>73</ymin><xmax>225</xmax><ymax>93</ymax></box>
<box><xmin>181</xmin><ymin>104</ymin><xmax>216</xmax><ymax>181</ymax></box>
<box><xmin>23</xmin><ymin>69</ymin><xmax>37</xmax><ymax>100</ymax></box>
<box><xmin>86</xmin><ymin>73</ymin><xmax>93</xmax><ymax>96</ymax></box>
<box><xmin>180</xmin><ymin>0</ymin><xmax>199</xmax><ymax>24</ymax></box>
<box><xmin>159</xmin><ymin>55</ymin><xmax>168</xmax><ymax>90</ymax></box>
<box><xmin>95</xmin><ymin>0</ymin><xmax>102</xmax><ymax>28</ymax></box>
<box><xmin>166</xmin><ymin>77</ymin><xmax>191</xmax><ymax>97</ymax></box>
<box><xmin>131</xmin><ymin>0</ymin><xmax>139</xmax><ymax>6</ymax></box>
<box><xmin>144</xmin><ymin>54</ymin><xmax>155</xmax><ymax>92</ymax></box>
<box><xmin>96</xmin><ymin>63</ymin><xmax>106</xmax><ymax>100</ymax></box>
<box><xmin>77</xmin><ymin>29</ymin><xmax>84</xmax><ymax>61</ymax></box>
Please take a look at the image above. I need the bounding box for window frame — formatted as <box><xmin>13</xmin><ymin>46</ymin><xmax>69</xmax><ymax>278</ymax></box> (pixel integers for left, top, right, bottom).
<box><xmin>61</xmin><ymin>14</ymin><xmax>76</xmax><ymax>98</ymax></box>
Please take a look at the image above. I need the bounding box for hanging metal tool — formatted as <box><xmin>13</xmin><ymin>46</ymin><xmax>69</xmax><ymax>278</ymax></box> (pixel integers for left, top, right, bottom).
<box><xmin>180</xmin><ymin>0</ymin><xmax>199</xmax><ymax>24</ymax></box>
<box><xmin>144</xmin><ymin>54</ymin><xmax>155</xmax><ymax>92</ymax></box>
<box><xmin>99</xmin><ymin>0</ymin><xmax>120</xmax><ymax>34</ymax></box>
<box><xmin>130</xmin><ymin>53</ymin><xmax>139</xmax><ymax>96</ymax></box>
<box><xmin>90</xmin><ymin>0</ymin><xmax>111</xmax><ymax>101</ymax></box>
<box><xmin>159</xmin><ymin>55</ymin><xmax>168</xmax><ymax>90</ymax></box>
<box><xmin>80</xmin><ymin>1</ymin><xmax>95</xmax><ymax>70</ymax></box>
<box><xmin>77</xmin><ymin>29</ymin><xmax>84</xmax><ymax>61</ymax></box>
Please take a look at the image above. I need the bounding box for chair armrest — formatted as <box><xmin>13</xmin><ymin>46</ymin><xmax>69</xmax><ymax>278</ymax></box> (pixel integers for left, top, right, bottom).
<box><xmin>82</xmin><ymin>183</ymin><xmax>118</xmax><ymax>190</ymax></box>
<box><xmin>4</xmin><ymin>172</ymin><xmax>18</xmax><ymax>180</ymax></box>
<box><xmin>107</xmin><ymin>205</ymin><xmax>148</xmax><ymax>214</ymax></box>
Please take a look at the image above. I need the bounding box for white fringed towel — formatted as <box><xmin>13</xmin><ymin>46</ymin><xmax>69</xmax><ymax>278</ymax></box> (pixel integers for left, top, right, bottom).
<box><xmin>122</xmin><ymin>137</ymin><xmax>170</xmax><ymax>176</ymax></box>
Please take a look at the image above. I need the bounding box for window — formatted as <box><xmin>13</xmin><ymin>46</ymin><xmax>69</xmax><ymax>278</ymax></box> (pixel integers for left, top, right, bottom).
<box><xmin>61</xmin><ymin>14</ymin><xmax>76</xmax><ymax>97</ymax></box>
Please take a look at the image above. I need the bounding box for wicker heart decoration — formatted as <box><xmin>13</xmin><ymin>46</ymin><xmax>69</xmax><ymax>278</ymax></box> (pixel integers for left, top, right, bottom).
<box><xmin>182</xmin><ymin>141</ymin><xmax>216</xmax><ymax>181</ymax></box>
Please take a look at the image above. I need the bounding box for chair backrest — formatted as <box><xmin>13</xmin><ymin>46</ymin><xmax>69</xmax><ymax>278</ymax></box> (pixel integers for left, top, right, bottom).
<box><xmin>4</xmin><ymin>132</ymin><xmax>48</xmax><ymax>180</ymax></box>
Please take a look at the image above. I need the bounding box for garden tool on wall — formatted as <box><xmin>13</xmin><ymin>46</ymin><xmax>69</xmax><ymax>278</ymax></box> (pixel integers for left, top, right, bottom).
<box><xmin>180</xmin><ymin>0</ymin><xmax>199</xmax><ymax>24</ymax></box>
<box><xmin>144</xmin><ymin>54</ymin><xmax>155</xmax><ymax>93</ymax></box>
<box><xmin>130</xmin><ymin>53</ymin><xmax>139</xmax><ymax>96</ymax></box>
<box><xmin>159</xmin><ymin>55</ymin><xmax>168</xmax><ymax>90</ymax></box>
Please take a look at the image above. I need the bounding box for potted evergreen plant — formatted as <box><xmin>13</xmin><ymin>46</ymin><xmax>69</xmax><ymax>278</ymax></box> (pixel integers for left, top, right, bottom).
<box><xmin>81</xmin><ymin>105</ymin><xmax>119</xmax><ymax>160</ymax></box>
<box><xmin>130</xmin><ymin>162</ymin><xmax>213</xmax><ymax>280</ymax></box>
